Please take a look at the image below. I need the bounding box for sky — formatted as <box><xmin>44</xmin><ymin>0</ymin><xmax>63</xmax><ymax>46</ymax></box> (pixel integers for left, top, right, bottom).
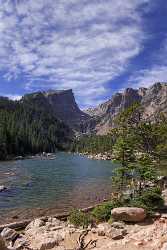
<box><xmin>0</xmin><ymin>0</ymin><xmax>166</xmax><ymax>108</ymax></box>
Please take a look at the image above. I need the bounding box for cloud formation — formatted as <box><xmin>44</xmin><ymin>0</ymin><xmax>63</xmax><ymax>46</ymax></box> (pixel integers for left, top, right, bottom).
<box><xmin>128</xmin><ymin>38</ymin><xmax>167</xmax><ymax>89</ymax></box>
<box><xmin>0</xmin><ymin>0</ymin><xmax>152</xmax><ymax>107</ymax></box>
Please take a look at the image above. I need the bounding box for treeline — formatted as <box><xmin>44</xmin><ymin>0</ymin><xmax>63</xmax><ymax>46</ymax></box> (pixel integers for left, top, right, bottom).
<box><xmin>0</xmin><ymin>96</ymin><xmax>72</xmax><ymax>160</ymax></box>
<box><xmin>71</xmin><ymin>103</ymin><xmax>167</xmax><ymax>162</ymax></box>
<box><xmin>70</xmin><ymin>134</ymin><xmax>114</xmax><ymax>154</ymax></box>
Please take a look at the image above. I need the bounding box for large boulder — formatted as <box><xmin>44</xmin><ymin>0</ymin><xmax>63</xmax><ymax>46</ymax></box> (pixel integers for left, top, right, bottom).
<box><xmin>111</xmin><ymin>207</ymin><xmax>146</xmax><ymax>222</ymax></box>
<box><xmin>23</xmin><ymin>217</ymin><xmax>71</xmax><ymax>250</ymax></box>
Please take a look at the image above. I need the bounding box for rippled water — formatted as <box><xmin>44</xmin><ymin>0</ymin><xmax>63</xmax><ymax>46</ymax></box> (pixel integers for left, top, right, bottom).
<box><xmin>0</xmin><ymin>152</ymin><xmax>117</xmax><ymax>217</ymax></box>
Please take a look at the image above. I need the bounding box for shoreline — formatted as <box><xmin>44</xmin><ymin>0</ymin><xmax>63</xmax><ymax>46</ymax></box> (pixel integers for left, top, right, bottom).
<box><xmin>78</xmin><ymin>152</ymin><xmax>113</xmax><ymax>161</ymax></box>
<box><xmin>0</xmin><ymin>189</ymin><xmax>112</xmax><ymax>226</ymax></box>
<box><xmin>0</xmin><ymin>151</ymin><xmax>60</xmax><ymax>162</ymax></box>
<box><xmin>0</xmin><ymin>200</ymin><xmax>110</xmax><ymax>232</ymax></box>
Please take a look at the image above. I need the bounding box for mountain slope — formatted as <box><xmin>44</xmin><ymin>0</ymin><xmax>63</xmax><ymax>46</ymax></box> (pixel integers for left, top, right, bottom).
<box><xmin>83</xmin><ymin>83</ymin><xmax>167</xmax><ymax>134</ymax></box>
<box><xmin>0</xmin><ymin>95</ymin><xmax>72</xmax><ymax>159</ymax></box>
<box><xmin>24</xmin><ymin>89</ymin><xmax>90</xmax><ymax>132</ymax></box>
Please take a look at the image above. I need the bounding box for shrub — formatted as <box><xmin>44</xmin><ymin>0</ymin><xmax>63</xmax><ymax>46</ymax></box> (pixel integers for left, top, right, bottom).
<box><xmin>130</xmin><ymin>187</ymin><xmax>164</xmax><ymax>213</ymax></box>
<box><xmin>68</xmin><ymin>209</ymin><xmax>91</xmax><ymax>228</ymax></box>
<box><xmin>91</xmin><ymin>202</ymin><xmax>113</xmax><ymax>222</ymax></box>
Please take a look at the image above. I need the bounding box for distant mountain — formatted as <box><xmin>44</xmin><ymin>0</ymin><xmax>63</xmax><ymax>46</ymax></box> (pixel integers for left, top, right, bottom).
<box><xmin>24</xmin><ymin>89</ymin><xmax>90</xmax><ymax>132</ymax></box>
<box><xmin>1</xmin><ymin>82</ymin><xmax>167</xmax><ymax>158</ymax></box>
<box><xmin>83</xmin><ymin>82</ymin><xmax>167</xmax><ymax>134</ymax></box>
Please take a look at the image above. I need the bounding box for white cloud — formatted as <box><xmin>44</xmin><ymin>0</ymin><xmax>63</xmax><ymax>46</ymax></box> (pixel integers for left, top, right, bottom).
<box><xmin>128</xmin><ymin>66</ymin><xmax>167</xmax><ymax>89</ymax></box>
<box><xmin>0</xmin><ymin>0</ymin><xmax>153</xmax><ymax>107</ymax></box>
<box><xmin>0</xmin><ymin>94</ymin><xmax>22</xmax><ymax>100</ymax></box>
<box><xmin>127</xmin><ymin>37</ymin><xmax>167</xmax><ymax>89</ymax></box>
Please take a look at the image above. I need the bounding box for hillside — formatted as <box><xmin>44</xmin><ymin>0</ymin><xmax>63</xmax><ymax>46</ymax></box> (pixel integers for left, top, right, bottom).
<box><xmin>83</xmin><ymin>82</ymin><xmax>167</xmax><ymax>134</ymax></box>
<box><xmin>24</xmin><ymin>89</ymin><xmax>90</xmax><ymax>132</ymax></box>
<box><xmin>0</xmin><ymin>95</ymin><xmax>72</xmax><ymax>160</ymax></box>
<box><xmin>1</xmin><ymin>82</ymin><xmax>167</xmax><ymax>160</ymax></box>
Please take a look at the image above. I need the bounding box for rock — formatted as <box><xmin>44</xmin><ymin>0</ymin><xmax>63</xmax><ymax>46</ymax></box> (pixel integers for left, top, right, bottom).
<box><xmin>13</xmin><ymin>236</ymin><xmax>28</xmax><ymax>250</ymax></box>
<box><xmin>159</xmin><ymin>218</ymin><xmax>166</xmax><ymax>223</ymax></box>
<box><xmin>96</xmin><ymin>223</ymin><xmax>127</xmax><ymax>240</ymax></box>
<box><xmin>0</xmin><ymin>185</ymin><xmax>7</xmax><ymax>192</ymax></box>
<box><xmin>31</xmin><ymin>234</ymin><xmax>63</xmax><ymax>250</ymax></box>
<box><xmin>97</xmin><ymin>223</ymin><xmax>111</xmax><ymax>236</ymax></box>
<box><xmin>134</xmin><ymin>241</ymin><xmax>145</xmax><ymax>246</ymax></box>
<box><xmin>161</xmin><ymin>242</ymin><xmax>167</xmax><ymax>250</ymax></box>
<box><xmin>161</xmin><ymin>213</ymin><xmax>167</xmax><ymax>219</ymax></box>
<box><xmin>111</xmin><ymin>207</ymin><xmax>146</xmax><ymax>222</ymax></box>
<box><xmin>0</xmin><ymin>236</ymin><xmax>8</xmax><ymax>250</ymax></box>
<box><xmin>25</xmin><ymin>218</ymin><xmax>45</xmax><ymax>230</ymax></box>
<box><xmin>109</xmin><ymin>228</ymin><xmax>127</xmax><ymax>240</ymax></box>
<box><xmin>152</xmin><ymin>212</ymin><xmax>161</xmax><ymax>218</ymax></box>
<box><xmin>91</xmin><ymin>228</ymin><xmax>97</xmax><ymax>234</ymax></box>
<box><xmin>46</xmin><ymin>217</ymin><xmax>62</xmax><ymax>227</ymax></box>
<box><xmin>1</xmin><ymin>228</ymin><xmax>18</xmax><ymax>241</ymax></box>
<box><xmin>111</xmin><ymin>221</ymin><xmax>125</xmax><ymax>229</ymax></box>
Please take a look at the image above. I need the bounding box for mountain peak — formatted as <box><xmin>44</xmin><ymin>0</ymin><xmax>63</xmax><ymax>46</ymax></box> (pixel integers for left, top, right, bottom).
<box><xmin>43</xmin><ymin>89</ymin><xmax>73</xmax><ymax>96</ymax></box>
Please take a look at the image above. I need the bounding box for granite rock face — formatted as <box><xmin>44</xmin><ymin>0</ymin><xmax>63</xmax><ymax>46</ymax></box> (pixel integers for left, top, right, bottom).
<box><xmin>84</xmin><ymin>83</ymin><xmax>167</xmax><ymax>134</ymax></box>
<box><xmin>24</xmin><ymin>89</ymin><xmax>90</xmax><ymax>133</ymax></box>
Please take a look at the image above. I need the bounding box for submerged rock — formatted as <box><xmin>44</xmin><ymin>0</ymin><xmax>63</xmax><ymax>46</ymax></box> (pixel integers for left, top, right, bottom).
<box><xmin>111</xmin><ymin>207</ymin><xmax>146</xmax><ymax>222</ymax></box>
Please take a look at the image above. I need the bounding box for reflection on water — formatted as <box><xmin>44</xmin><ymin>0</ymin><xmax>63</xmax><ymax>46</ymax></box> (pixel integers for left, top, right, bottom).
<box><xmin>0</xmin><ymin>152</ymin><xmax>117</xmax><ymax>217</ymax></box>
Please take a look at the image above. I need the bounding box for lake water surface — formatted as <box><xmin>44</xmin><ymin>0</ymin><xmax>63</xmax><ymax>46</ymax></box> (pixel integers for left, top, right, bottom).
<box><xmin>0</xmin><ymin>152</ymin><xmax>117</xmax><ymax>222</ymax></box>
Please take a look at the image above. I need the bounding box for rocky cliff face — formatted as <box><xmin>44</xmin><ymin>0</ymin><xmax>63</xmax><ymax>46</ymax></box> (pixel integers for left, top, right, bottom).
<box><xmin>83</xmin><ymin>83</ymin><xmax>167</xmax><ymax>134</ymax></box>
<box><xmin>24</xmin><ymin>89</ymin><xmax>90</xmax><ymax>132</ymax></box>
<box><xmin>141</xmin><ymin>83</ymin><xmax>167</xmax><ymax>120</ymax></box>
<box><xmin>22</xmin><ymin>83</ymin><xmax>167</xmax><ymax>135</ymax></box>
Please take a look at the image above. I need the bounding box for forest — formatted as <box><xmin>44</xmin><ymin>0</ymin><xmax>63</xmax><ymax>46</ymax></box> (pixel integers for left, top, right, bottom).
<box><xmin>0</xmin><ymin>96</ymin><xmax>72</xmax><ymax>160</ymax></box>
<box><xmin>71</xmin><ymin>103</ymin><xmax>167</xmax><ymax>163</ymax></box>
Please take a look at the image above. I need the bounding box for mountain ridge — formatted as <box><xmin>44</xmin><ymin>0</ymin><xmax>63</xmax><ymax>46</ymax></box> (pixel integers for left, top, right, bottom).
<box><xmin>2</xmin><ymin>82</ymin><xmax>167</xmax><ymax>136</ymax></box>
<box><xmin>82</xmin><ymin>82</ymin><xmax>167</xmax><ymax>134</ymax></box>
<box><xmin>22</xmin><ymin>89</ymin><xmax>90</xmax><ymax>131</ymax></box>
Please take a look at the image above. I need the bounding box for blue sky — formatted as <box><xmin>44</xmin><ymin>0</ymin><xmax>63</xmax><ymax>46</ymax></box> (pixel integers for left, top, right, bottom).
<box><xmin>0</xmin><ymin>0</ymin><xmax>166</xmax><ymax>108</ymax></box>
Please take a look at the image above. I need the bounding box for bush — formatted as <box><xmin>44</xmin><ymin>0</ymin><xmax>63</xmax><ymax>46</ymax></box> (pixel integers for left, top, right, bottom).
<box><xmin>91</xmin><ymin>202</ymin><xmax>113</xmax><ymax>222</ymax></box>
<box><xmin>68</xmin><ymin>209</ymin><xmax>92</xmax><ymax>228</ymax></box>
<box><xmin>130</xmin><ymin>187</ymin><xmax>164</xmax><ymax>213</ymax></box>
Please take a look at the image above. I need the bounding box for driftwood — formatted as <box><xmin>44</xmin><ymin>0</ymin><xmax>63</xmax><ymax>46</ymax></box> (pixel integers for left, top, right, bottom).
<box><xmin>76</xmin><ymin>230</ymin><xmax>97</xmax><ymax>250</ymax></box>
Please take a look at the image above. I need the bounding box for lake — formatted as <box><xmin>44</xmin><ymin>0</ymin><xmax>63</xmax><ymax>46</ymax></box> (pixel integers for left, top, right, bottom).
<box><xmin>0</xmin><ymin>152</ymin><xmax>117</xmax><ymax>223</ymax></box>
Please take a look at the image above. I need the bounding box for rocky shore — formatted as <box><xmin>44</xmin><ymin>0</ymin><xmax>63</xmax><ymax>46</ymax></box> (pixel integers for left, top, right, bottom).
<box><xmin>79</xmin><ymin>152</ymin><xmax>113</xmax><ymax>161</ymax></box>
<box><xmin>1</xmin><ymin>208</ymin><xmax>167</xmax><ymax>250</ymax></box>
<box><xmin>1</xmin><ymin>189</ymin><xmax>167</xmax><ymax>250</ymax></box>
